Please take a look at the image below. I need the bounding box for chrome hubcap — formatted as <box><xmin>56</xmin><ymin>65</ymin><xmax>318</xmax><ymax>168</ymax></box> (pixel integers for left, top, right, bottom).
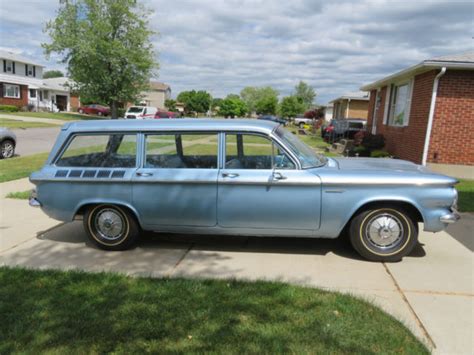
<box><xmin>366</xmin><ymin>213</ymin><xmax>404</xmax><ymax>249</ymax></box>
<box><xmin>94</xmin><ymin>209</ymin><xmax>124</xmax><ymax>240</ymax></box>
<box><xmin>2</xmin><ymin>142</ymin><xmax>14</xmax><ymax>158</ymax></box>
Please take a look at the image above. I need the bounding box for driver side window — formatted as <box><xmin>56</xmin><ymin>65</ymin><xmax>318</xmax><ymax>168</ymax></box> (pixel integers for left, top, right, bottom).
<box><xmin>225</xmin><ymin>133</ymin><xmax>295</xmax><ymax>170</ymax></box>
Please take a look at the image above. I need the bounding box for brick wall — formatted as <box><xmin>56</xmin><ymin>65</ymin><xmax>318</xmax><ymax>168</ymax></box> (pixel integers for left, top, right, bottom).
<box><xmin>367</xmin><ymin>71</ymin><xmax>437</xmax><ymax>164</ymax></box>
<box><xmin>0</xmin><ymin>83</ymin><xmax>28</xmax><ymax>107</ymax></box>
<box><xmin>428</xmin><ymin>70</ymin><xmax>474</xmax><ymax>165</ymax></box>
<box><xmin>70</xmin><ymin>94</ymin><xmax>80</xmax><ymax>111</ymax></box>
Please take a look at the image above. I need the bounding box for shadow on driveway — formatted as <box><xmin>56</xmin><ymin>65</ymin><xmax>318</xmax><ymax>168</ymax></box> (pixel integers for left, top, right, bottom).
<box><xmin>36</xmin><ymin>221</ymin><xmax>427</xmax><ymax>261</ymax></box>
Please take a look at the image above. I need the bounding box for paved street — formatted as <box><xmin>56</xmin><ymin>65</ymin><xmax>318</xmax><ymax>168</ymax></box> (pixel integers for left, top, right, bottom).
<box><xmin>11</xmin><ymin>127</ymin><xmax>61</xmax><ymax>157</ymax></box>
<box><xmin>0</xmin><ymin>178</ymin><xmax>472</xmax><ymax>354</ymax></box>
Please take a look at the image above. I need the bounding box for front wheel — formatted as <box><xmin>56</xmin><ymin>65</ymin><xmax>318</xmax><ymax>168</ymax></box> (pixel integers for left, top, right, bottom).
<box><xmin>0</xmin><ymin>140</ymin><xmax>15</xmax><ymax>159</ymax></box>
<box><xmin>349</xmin><ymin>207</ymin><xmax>418</xmax><ymax>262</ymax></box>
<box><xmin>84</xmin><ymin>205</ymin><xmax>140</xmax><ymax>251</ymax></box>
<box><xmin>298</xmin><ymin>122</ymin><xmax>305</xmax><ymax>128</ymax></box>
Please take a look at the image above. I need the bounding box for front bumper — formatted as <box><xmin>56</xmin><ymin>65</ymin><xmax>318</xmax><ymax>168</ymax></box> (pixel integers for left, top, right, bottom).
<box><xmin>440</xmin><ymin>211</ymin><xmax>460</xmax><ymax>224</ymax></box>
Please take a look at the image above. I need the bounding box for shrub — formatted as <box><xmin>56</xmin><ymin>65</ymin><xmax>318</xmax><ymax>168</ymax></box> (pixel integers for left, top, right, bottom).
<box><xmin>362</xmin><ymin>133</ymin><xmax>385</xmax><ymax>151</ymax></box>
<box><xmin>0</xmin><ymin>105</ymin><xmax>19</xmax><ymax>112</ymax></box>
<box><xmin>353</xmin><ymin>130</ymin><xmax>367</xmax><ymax>146</ymax></box>
<box><xmin>371</xmin><ymin>150</ymin><xmax>391</xmax><ymax>158</ymax></box>
<box><xmin>349</xmin><ymin>146</ymin><xmax>370</xmax><ymax>157</ymax></box>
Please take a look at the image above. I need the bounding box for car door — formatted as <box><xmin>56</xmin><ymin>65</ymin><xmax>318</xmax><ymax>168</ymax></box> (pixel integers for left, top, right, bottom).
<box><xmin>217</xmin><ymin>133</ymin><xmax>321</xmax><ymax>231</ymax></box>
<box><xmin>132</xmin><ymin>132</ymin><xmax>219</xmax><ymax>227</ymax></box>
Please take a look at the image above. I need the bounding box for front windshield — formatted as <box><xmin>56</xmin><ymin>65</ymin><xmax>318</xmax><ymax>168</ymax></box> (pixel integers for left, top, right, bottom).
<box><xmin>275</xmin><ymin>126</ymin><xmax>327</xmax><ymax>168</ymax></box>
<box><xmin>127</xmin><ymin>107</ymin><xmax>144</xmax><ymax>113</ymax></box>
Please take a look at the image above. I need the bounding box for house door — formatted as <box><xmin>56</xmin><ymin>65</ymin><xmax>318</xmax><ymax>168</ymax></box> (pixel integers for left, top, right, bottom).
<box><xmin>56</xmin><ymin>95</ymin><xmax>68</xmax><ymax>111</ymax></box>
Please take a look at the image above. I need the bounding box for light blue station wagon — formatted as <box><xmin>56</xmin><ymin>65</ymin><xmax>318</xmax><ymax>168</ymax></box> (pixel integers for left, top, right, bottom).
<box><xmin>30</xmin><ymin>119</ymin><xmax>460</xmax><ymax>262</ymax></box>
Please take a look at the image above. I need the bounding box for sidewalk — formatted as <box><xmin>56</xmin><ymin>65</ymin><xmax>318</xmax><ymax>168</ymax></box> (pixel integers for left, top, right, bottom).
<box><xmin>0</xmin><ymin>178</ymin><xmax>472</xmax><ymax>354</ymax></box>
<box><xmin>0</xmin><ymin>113</ymin><xmax>68</xmax><ymax>125</ymax></box>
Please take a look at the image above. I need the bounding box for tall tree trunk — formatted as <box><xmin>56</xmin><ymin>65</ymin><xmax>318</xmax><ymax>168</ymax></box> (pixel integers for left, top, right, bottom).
<box><xmin>111</xmin><ymin>101</ymin><xmax>118</xmax><ymax>119</ymax></box>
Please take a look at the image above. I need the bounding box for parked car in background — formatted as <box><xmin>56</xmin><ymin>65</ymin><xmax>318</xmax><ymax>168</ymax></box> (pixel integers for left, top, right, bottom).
<box><xmin>294</xmin><ymin>115</ymin><xmax>313</xmax><ymax>128</ymax></box>
<box><xmin>323</xmin><ymin>119</ymin><xmax>366</xmax><ymax>142</ymax></box>
<box><xmin>154</xmin><ymin>111</ymin><xmax>178</xmax><ymax>119</ymax></box>
<box><xmin>258</xmin><ymin>115</ymin><xmax>287</xmax><ymax>125</ymax></box>
<box><xmin>125</xmin><ymin>106</ymin><xmax>158</xmax><ymax>119</ymax></box>
<box><xmin>30</xmin><ymin>119</ymin><xmax>459</xmax><ymax>262</ymax></box>
<box><xmin>78</xmin><ymin>104</ymin><xmax>110</xmax><ymax>116</ymax></box>
<box><xmin>0</xmin><ymin>127</ymin><xmax>16</xmax><ymax>159</ymax></box>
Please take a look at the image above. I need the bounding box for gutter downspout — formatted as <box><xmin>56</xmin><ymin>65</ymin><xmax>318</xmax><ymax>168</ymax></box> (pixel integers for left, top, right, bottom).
<box><xmin>422</xmin><ymin>67</ymin><xmax>446</xmax><ymax>166</ymax></box>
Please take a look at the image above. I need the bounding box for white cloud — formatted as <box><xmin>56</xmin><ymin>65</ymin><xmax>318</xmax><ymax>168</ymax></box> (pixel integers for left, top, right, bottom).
<box><xmin>0</xmin><ymin>0</ymin><xmax>471</xmax><ymax>103</ymax></box>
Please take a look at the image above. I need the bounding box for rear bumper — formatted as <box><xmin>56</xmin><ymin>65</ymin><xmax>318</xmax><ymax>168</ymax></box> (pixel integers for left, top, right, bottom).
<box><xmin>440</xmin><ymin>211</ymin><xmax>460</xmax><ymax>224</ymax></box>
<box><xmin>29</xmin><ymin>189</ymin><xmax>41</xmax><ymax>207</ymax></box>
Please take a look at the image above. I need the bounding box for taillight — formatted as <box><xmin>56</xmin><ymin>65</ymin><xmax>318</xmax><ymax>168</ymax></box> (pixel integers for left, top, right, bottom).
<box><xmin>326</xmin><ymin>126</ymin><xmax>334</xmax><ymax>132</ymax></box>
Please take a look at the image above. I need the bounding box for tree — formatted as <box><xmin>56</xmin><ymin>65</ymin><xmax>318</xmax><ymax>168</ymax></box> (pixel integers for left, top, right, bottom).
<box><xmin>165</xmin><ymin>99</ymin><xmax>176</xmax><ymax>111</ymax></box>
<box><xmin>211</xmin><ymin>98</ymin><xmax>223</xmax><ymax>109</ymax></box>
<box><xmin>240</xmin><ymin>86</ymin><xmax>279</xmax><ymax>115</ymax></box>
<box><xmin>177</xmin><ymin>90</ymin><xmax>212</xmax><ymax>114</ymax></box>
<box><xmin>279</xmin><ymin>96</ymin><xmax>305</xmax><ymax>119</ymax></box>
<box><xmin>294</xmin><ymin>81</ymin><xmax>316</xmax><ymax>110</ymax></box>
<box><xmin>43</xmin><ymin>70</ymin><xmax>64</xmax><ymax>79</ymax></box>
<box><xmin>218</xmin><ymin>95</ymin><xmax>247</xmax><ymax>118</ymax></box>
<box><xmin>43</xmin><ymin>0</ymin><xmax>157</xmax><ymax>118</ymax></box>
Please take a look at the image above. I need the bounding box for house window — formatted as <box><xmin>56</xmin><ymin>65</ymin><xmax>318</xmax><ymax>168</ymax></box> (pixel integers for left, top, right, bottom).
<box><xmin>29</xmin><ymin>89</ymin><xmax>36</xmax><ymax>98</ymax></box>
<box><xmin>43</xmin><ymin>90</ymin><xmax>49</xmax><ymax>100</ymax></box>
<box><xmin>3</xmin><ymin>84</ymin><xmax>20</xmax><ymax>98</ymax></box>
<box><xmin>388</xmin><ymin>81</ymin><xmax>412</xmax><ymax>126</ymax></box>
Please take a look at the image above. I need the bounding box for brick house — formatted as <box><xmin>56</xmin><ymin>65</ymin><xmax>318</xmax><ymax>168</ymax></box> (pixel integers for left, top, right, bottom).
<box><xmin>329</xmin><ymin>91</ymin><xmax>370</xmax><ymax>119</ymax></box>
<box><xmin>361</xmin><ymin>52</ymin><xmax>474</xmax><ymax>179</ymax></box>
<box><xmin>0</xmin><ymin>50</ymin><xmax>77</xmax><ymax>112</ymax></box>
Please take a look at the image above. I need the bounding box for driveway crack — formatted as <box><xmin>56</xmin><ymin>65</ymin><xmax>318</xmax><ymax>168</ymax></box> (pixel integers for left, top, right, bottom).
<box><xmin>383</xmin><ymin>263</ymin><xmax>436</xmax><ymax>349</ymax></box>
<box><xmin>167</xmin><ymin>243</ymin><xmax>194</xmax><ymax>277</ymax></box>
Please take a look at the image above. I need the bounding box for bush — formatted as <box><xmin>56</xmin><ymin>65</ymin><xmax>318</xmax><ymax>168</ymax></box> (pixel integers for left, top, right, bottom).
<box><xmin>0</xmin><ymin>105</ymin><xmax>19</xmax><ymax>112</ymax></box>
<box><xmin>371</xmin><ymin>150</ymin><xmax>391</xmax><ymax>158</ymax></box>
<box><xmin>362</xmin><ymin>133</ymin><xmax>385</xmax><ymax>151</ymax></box>
<box><xmin>347</xmin><ymin>146</ymin><xmax>370</xmax><ymax>157</ymax></box>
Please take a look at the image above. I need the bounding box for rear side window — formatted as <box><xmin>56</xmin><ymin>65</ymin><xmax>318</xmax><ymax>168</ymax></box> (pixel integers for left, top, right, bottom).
<box><xmin>349</xmin><ymin>122</ymin><xmax>364</xmax><ymax>129</ymax></box>
<box><xmin>56</xmin><ymin>134</ymin><xmax>137</xmax><ymax>167</ymax></box>
<box><xmin>145</xmin><ymin>133</ymin><xmax>218</xmax><ymax>169</ymax></box>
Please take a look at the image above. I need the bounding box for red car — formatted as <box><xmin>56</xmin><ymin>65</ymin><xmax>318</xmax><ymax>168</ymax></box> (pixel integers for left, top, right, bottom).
<box><xmin>154</xmin><ymin>111</ymin><xmax>178</xmax><ymax>119</ymax></box>
<box><xmin>78</xmin><ymin>104</ymin><xmax>110</xmax><ymax>116</ymax></box>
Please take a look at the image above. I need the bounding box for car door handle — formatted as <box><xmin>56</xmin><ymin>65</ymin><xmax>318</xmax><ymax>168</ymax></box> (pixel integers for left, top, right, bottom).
<box><xmin>136</xmin><ymin>172</ymin><xmax>153</xmax><ymax>177</ymax></box>
<box><xmin>222</xmin><ymin>173</ymin><xmax>239</xmax><ymax>178</ymax></box>
<box><xmin>272</xmin><ymin>172</ymin><xmax>287</xmax><ymax>180</ymax></box>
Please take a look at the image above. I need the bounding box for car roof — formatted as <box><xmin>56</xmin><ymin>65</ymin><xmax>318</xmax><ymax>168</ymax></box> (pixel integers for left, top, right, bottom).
<box><xmin>62</xmin><ymin>118</ymin><xmax>280</xmax><ymax>135</ymax></box>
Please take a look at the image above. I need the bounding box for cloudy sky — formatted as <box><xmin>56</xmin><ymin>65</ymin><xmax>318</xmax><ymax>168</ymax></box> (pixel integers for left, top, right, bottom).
<box><xmin>0</xmin><ymin>0</ymin><xmax>472</xmax><ymax>103</ymax></box>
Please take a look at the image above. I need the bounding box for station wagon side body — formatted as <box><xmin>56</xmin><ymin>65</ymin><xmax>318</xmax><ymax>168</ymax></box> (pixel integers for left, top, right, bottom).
<box><xmin>30</xmin><ymin>119</ymin><xmax>459</xmax><ymax>261</ymax></box>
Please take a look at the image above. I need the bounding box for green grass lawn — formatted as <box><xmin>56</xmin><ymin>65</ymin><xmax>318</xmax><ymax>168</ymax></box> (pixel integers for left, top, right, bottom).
<box><xmin>0</xmin><ymin>118</ymin><xmax>57</xmax><ymax>129</ymax></box>
<box><xmin>0</xmin><ymin>152</ymin><xmax>48</xmax><ymax>183</ymax></box>
<box><xmin>0</xmin><ymin>267</ymin><xmax>428</xmax><ymax>354</ymax></box>
<box><xmin>457</xmin><ymin>179</ymin><xmax>474</xmax><ymax>212</ymax></box>
<box><xmin>5</xmin><ymin>190</ymin><xmax>30</xmax><ymax>199</ymax></box>
<box><xmin>6</xmin><ymin>112</ymin><xmax>103</xmax><ymax>121</ymax></box>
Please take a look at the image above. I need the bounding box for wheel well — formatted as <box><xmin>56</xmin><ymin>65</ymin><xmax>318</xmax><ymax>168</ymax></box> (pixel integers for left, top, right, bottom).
<box><xmin>1</xmin><ymin>138</ymin><xmax>15</xmax><ymax>147</ymax></box>
<box><xmin>354</xmin><ymin>201</ymin><xmax>423</xmax><ymax>223</ymax></box>
<box><xmin>340</xmin><ymin>200</ymin><xmax>424</xmax><ymax>238</ymax></box>
<box><xmin>75</xmin><ymin>203</ymin><xmax>140</xmax><ymax>224</ymax></box>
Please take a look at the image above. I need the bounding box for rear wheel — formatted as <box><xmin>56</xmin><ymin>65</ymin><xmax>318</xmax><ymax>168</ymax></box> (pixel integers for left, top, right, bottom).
<box><xmin>98</xmin><ymin>111</ymin><xmax>103</xmax><ymax>116</ymax></box>
<box><xmin>298</xmin><ymin>122</ymin><xmax>305</xmax><ymax>128</ymax></box>
<box><xmin>84</xmin><ymin>204</ymin><xmax>139</xmax><ymax>250</ymax></box>
<box><xmin>78</xmin><ymin>109</ymin><xmax>84</xmax><ymax>114</ymax></box>
<box><xmin>349</xmin><ymin>206</ymin><xmax>418</xmax><ymax>262</ymax></box>
<box><xmin>0</xmin><ymin>139</ymin><xmax>15</xmax><ymax>159</ymax></box>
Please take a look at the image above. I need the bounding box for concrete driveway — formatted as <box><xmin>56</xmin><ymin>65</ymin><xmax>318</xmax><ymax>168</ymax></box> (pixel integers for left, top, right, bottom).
<box><xmin>0</xmin><ymin>178</ymin><xmax>472</xmax><ymax>354</ymax></box>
